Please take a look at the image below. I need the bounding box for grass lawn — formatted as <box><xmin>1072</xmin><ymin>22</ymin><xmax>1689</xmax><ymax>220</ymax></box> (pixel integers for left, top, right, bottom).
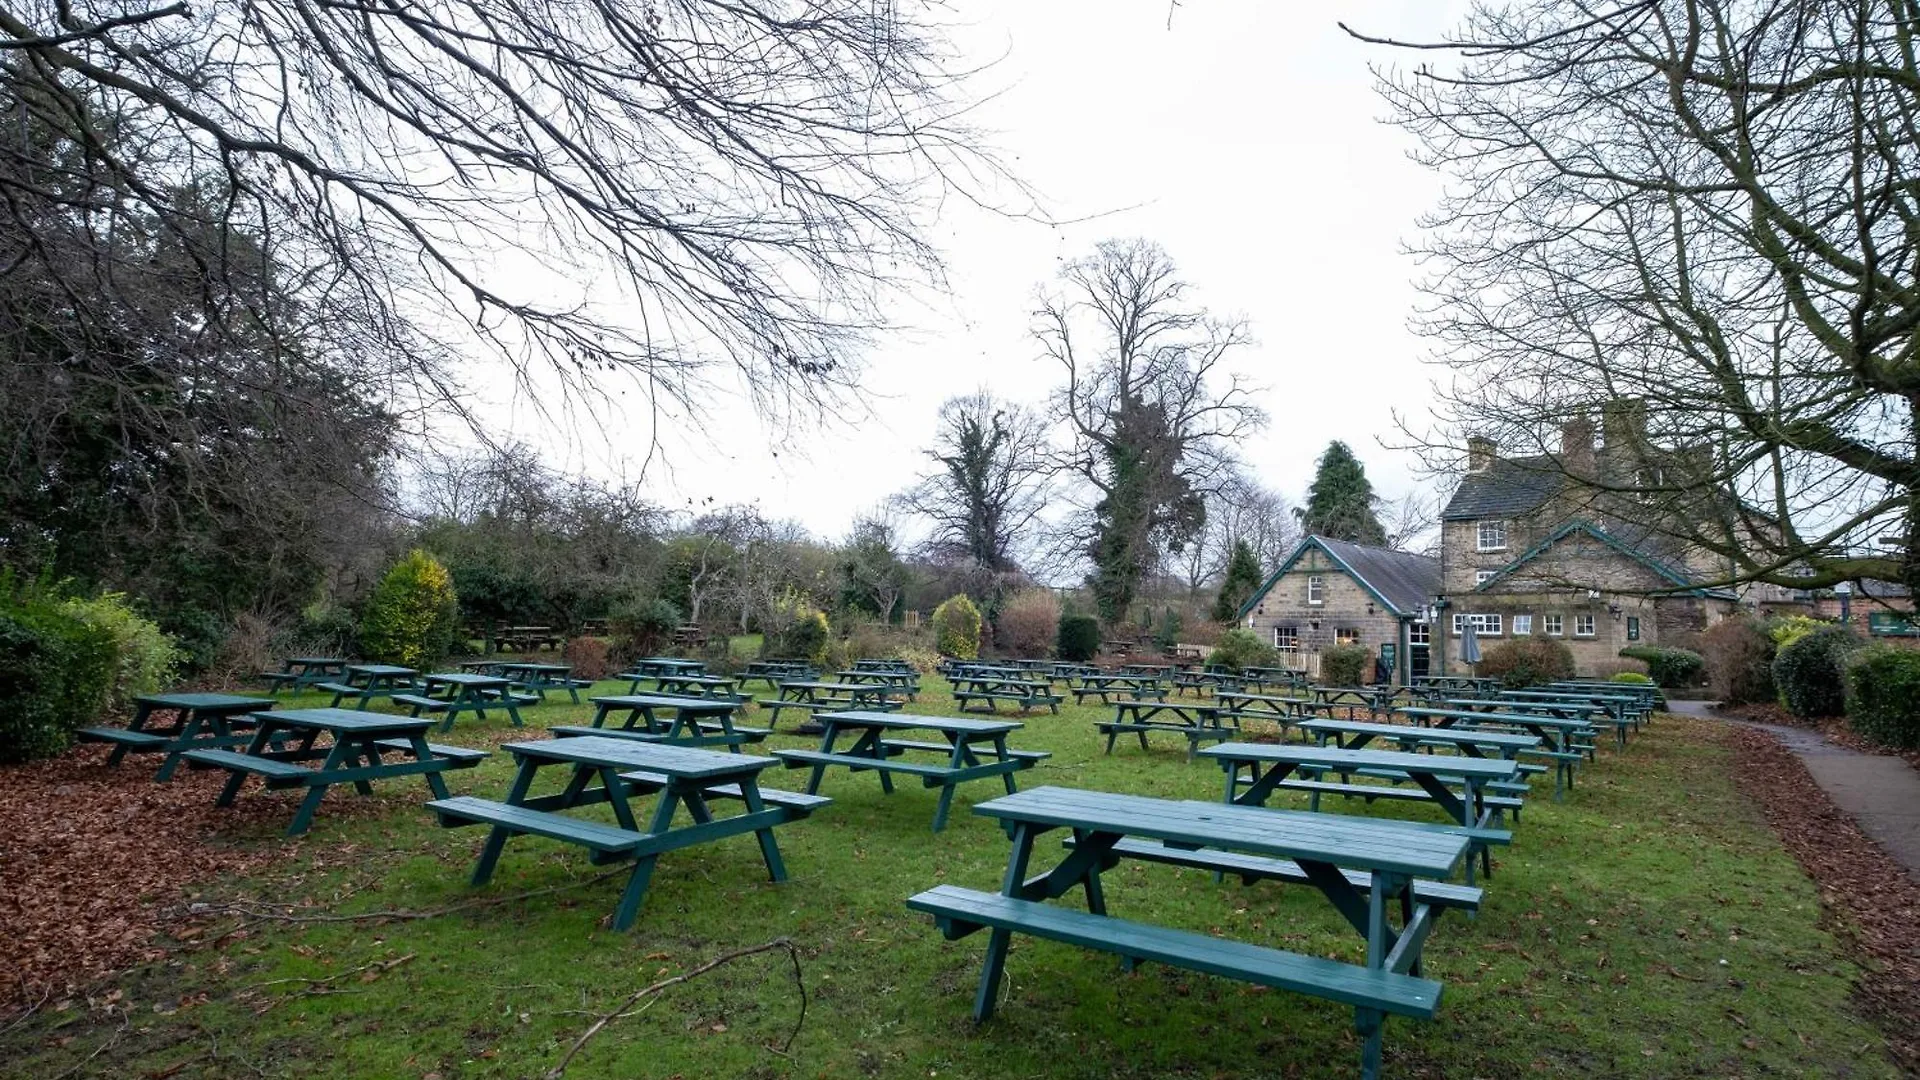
<box><xmin>2</xmin><ymin>676</ymin><xmax>1899</xmax><ymax>1079</ymax></box>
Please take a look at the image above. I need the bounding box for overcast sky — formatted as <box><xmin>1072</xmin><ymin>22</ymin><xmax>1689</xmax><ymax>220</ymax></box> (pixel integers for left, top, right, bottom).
<box><xmin>460</xmin><ymin>0</ymin><xmax>1472</xmax><ymax>541</ymax></box>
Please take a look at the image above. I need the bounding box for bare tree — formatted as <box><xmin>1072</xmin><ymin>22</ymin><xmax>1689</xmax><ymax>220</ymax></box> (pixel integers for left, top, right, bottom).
<box><xmin>1355</xmin><ymin>1</ymin><xmax>1920</xmax><ymax>592</ymax></box>
<box><xmin>1379</xmin><ymin>492</ymin><xmax>1439</xmax><ymax>557</ymax></box>
<box><xmin>1036</xmin><ymin>239</ymin><xmax>1266</xmax><ymax>622</ymax></box>
<box><xmin>895</xmin><ymin>391</ymin><xmax>1051</xmax><ymax>573</ymax></box>
<box><xmin>0</xmin><ymin>0</ymin><xmax>1006</xmax><ymax>428</ymax></box>
<box><xmin>1165</xmin><ymin>471</ymin><xmax>1298</xmax><ymax>595</ymax></box>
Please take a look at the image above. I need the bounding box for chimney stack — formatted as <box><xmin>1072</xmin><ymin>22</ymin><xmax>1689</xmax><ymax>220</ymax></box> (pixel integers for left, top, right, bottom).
<box><xmin>1560</xmin><ymin>415</ymin><xmax>1596</xmax><ymax>476</ymax></box>
<box><xmin>1466</xmin><ymin>435</ymin><xmax>1496</xmax><ymax>473</ymax></box>
<box><xmin>1602</xmin><ymin>398</ymin><xmax>1647</xmax><ymax>452</ymax></box>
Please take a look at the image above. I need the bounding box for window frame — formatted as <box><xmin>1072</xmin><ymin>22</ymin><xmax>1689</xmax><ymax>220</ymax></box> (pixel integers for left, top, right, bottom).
<box><xmin>1626</xmin><ymin>616</ymin><xmax>1641</xmax><ymax>641</ymax></box>
<box><xmin>1543</xmin><ymin>614</ymin><xmax>1564</xmax><ymax>636</ymax></box>
<box><xmin>1334</xmin><ymin>627</ymin><xmax>1361</xmax><ymax>646</ymax></box>
<box><xmin>1306</xmin><ymin>575</ymin><xmax>1324</xmax><ymax>606</ymax></box>
<box><xmin>1272</xmin><ymin>626</ymin><xmax>1299</xmax><ymax>653</ymax></box>
<box><xmin>1450</xmin><ymin>613</ymin><xmax>1503</xmax><ymax>637</ymax></box>
<box><xmin>1512</xmin><ymin>614</ymin><xmax>1533</xmax><ymax>636</ymax></box>
<box><xmin>1476</xmin><ymin>520</ymin><xmax>1508</xmax><ymax>552</ymax></box>
<box><xmin>1475</xmin><ymin>569</ymin><xmax>1498</xmax><ymax>587</ymax></box>
<box><xmin>1574</xmin><ymin>613</ymin><xmax>1596</xmax><ymax>637</ymax></box>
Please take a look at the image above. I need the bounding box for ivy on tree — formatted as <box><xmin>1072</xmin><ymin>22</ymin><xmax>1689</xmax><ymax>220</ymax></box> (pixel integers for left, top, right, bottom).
<box><xmin>1300</xmin><ymin>442</ymin><xmax>1387</xmax><ymax>546</ymax></box>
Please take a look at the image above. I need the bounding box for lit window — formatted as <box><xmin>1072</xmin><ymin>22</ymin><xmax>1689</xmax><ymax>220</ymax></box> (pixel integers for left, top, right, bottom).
<box><xmin>1543</xmin><ymin>614</ymin><xmax>1564</xmax><ymax>636</ymax></box>
<box><xmin>1306</xmin><ymin>576</ymin><xmax>1324</xmax><ymax>605</ymax></box>
<box><xmin>1626</xmin><ymin>616</ymin><xmax>1641</xmax><ymax>641</ymax></box>
<box><xmin>1477</xmin><ymin>520</ymin><xmax>1507</xmax><ymax>551</ymax></box>
<box><xmin>1575</xmin><ymin>614</ymin><xmax>1596</xmax><ymax>637</ymax></box>
<box><xmin>1335</xmin><ymin>628</ymin><xmax>1360</xmax><ymax>645</ymax></box>
<box><xmin>1476</xmin><ymin>569</ymin><xmax>1497</xmax><ymax>586</ymax></box>
<box><xmin>1451</xmin><ymin>613</ymin><xmax>1503</xmax><ymax>637</ymax></box>
<box><xmin>1512</xmin><ymin>615</ymin><xmax>1533</xmax><ymax>636</ymax></box>
<box><xmin>1273</xmin><ymin>626</ymin><xmax>1299</xmax><ymax>653</ymax></box>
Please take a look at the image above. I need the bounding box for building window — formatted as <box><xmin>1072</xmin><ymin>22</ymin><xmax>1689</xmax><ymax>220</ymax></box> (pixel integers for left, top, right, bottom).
<box><xmin>1575</xmin><ymin>613</ymin><xmax>1596</xmax><ymax>637</ymax></box>
<box><xmin>1306</xmin><ymin>575</ymin><xmax>1324</xmax><ymax>606</ymax></box>
<box><xmin>1475</xmin><ymin>569</ymin><xmax>1497</xmax><ymax>587</ymax></box>
<box><xmin>1450</xmin><ymin>613</ymin><xmax>1503</xmax><ymax>637</ymax></box>
<box><xmin>1409</xmin><ymin>621</ymin><xmax>1430</xmax><ymax>645</ymax></box>
<box><xmin>1626</xmin><ymin>616</ymin><xmax>1641</xmax><ymax>641</ymax></box>
<box><xmin>1512</xmin><ymin>614</ymin><xmax>1532</xmax><ymax>636</ymax></box>
<box><xmin>1273</xmin><ymin>626</ymin><xmax>1299</xmax><ymax>653</ymax></box>
<box><xmin>1543</xmin><ymin>614</ymin><xmax>1564</xmax><ymax>636</ymax></box>
<box><xmin>1477</xmin><ymin>520</ymin><xmax>1508</xmax><ymax>551</ymax></box>
<box><xmin>1335</xmin><ymin>628</ymin><xmax>1360</xmax><ymax>645</ymax></box>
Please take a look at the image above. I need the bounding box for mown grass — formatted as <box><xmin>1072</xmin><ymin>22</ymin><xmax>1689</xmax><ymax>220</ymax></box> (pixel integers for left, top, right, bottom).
<box><xmin>1</xmin><ymin>676</ymin><xmax>1898</xmax><ymax>1079</ymax></box>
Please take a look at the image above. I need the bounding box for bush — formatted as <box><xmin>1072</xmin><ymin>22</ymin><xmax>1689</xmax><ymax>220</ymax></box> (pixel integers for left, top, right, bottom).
<box><xmin>932</xmin><ymin>594</ymin><xmax>984</xmax><ymax>660</ymax></box>
<box><xmin>1844</xmin><ymin>645</ymin><xmax>1920</xmax><ymax>749</ymax></box>
<box><xmin>997</xmin><ymin>590</ymin><xmax>1060</xmax><ymax>659</ymax></box>
<box><xmin>1057</xmin><ymin>614</ymin><xmax>1100</xmax><ymax>663</ymax></box>
<box><xmin>1701</xmin><ymin>615</ymin><xmax>1776</xmax><ymax>705</ymax></box>
<box><xmin>896</xmin><ymin>645</ymin><xmax>943</xmax><ymax>674</ymax></box>
<box><xmin>60</xmin><ymin>593</ymin><xmax>179</xmax><ymax>713</ymax></box>
<box><xmin>359</xmin><ymin>549</ymin><xmax>461</xmax><ymax>667</ymax></box>
<box><xmin>1320</xmin><ymin>644</ymin><xmax>1373</xmax><ymax>687</ymax></box>
<box><xmin>1153</xmin><ymin>608</ymin><xmax>1183</xmax><ymax>652</ymax></box>
<box><xmin>1588</xmin><ymin>659</ymin><xmax>1647</xmax><ymax>680</ymax></box>
<box><xmin>1773</xmin><ymin>625</ymin><xmax>1861</xmax><ymax>719</ymax></box>
<box><xmin>1608</xmin><ymin>671</ymin><xmax>1655</xmax><ymax>685</ymax></box>
<box><xmin>1768</xmin><ymin>613</ymin><xmax>1830</xmax><ymax>650</ymax></box>
<box><xmin>0</xmin><ymin>580</ymin><xmax>122</xmax><ymax>762</ymax></box>
<box><xmin>1618</xmin><ymin>645</ymin><xmax>1705</xmax><ymax>688</ymax></box>
<box><xmin>1477</xmin><ymin>636</ymin><xmax>1577</xmax><ymax>689</ymax></box>
<box><xmin>608</xmin><ymin>597</ymin><xmax>681</xmax><ymax>660</ymax></box>
<box><xmin>1207</xmin><ymin>628</ymin><xmax>1278</xmax><ymax>672</ymax></box>
<box><xmin>562</xmin><ymin>636</ymin><xmax>616</xmax><ymax>680</ymax></box>
<box><xmin>773</xmin><ymin>605</ymin><xmax>832</xmax><ymax>665</ymax></box>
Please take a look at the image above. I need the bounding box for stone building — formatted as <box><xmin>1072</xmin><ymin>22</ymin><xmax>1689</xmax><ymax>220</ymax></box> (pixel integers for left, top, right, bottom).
<box><xmin>1436</xmin><ymin>411</ymin><xmax>1744</xmax><ymax>677</ymax></box>
<box><xmin>1238</xmin><ymin>535</ymin><xmax>1440</xmax><ymax>685</ymax></box>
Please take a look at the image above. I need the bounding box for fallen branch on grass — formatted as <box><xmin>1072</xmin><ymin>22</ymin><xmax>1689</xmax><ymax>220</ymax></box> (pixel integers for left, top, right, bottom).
<box><xmin>545</xmin><ymin>938</ymin><xmax>806</xmax><ymax>1079</ymax></box>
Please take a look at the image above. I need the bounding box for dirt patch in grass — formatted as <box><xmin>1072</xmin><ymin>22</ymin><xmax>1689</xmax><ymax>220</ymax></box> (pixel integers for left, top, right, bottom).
<box><xmin>0</xmin><ymin>745</ymin><xmax>407</xmax><ymax>1008</ymax></box>
<box><xmin>1725</xmin><ymin>724</ymin><xmax>1920</xmax><ymax>1073</ymax></box>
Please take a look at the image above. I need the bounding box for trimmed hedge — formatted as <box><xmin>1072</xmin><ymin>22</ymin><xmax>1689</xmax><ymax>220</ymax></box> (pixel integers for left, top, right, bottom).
<box><xmin>1772</xmin><ymin>625</ymin><xmax>1860</xmax><ymax>719</ymax></box>
<box><xmin>1608</xmin><ymin>671</ymin><xmax>1655</xmax><ymax>686</ymax></box>
<box><xmin>1057</xmin><ymin>615</ymin><xmax>1100</xmax><ymax>663</ymax></box>
<box><xmin>1843</xmin><ymin>645</ymin><xmax>1920</xmax><ymax>749</ymax></box>
<box><xmin>1207</xmin><ymin>628</ymin><xmax>1277</xmax><ymax>672</ymax></box>
<box><xmin>1617</xmin><ymin>645</ymin><xmax>1705</xmax><ymax>688</ymax></box>
<box><xmin>1477</xmin><ymin>636</ymin><xmax>1576</xmax><ymax>689</ymax></box>
<box><xmin>932</xmin><ymin>594</ymin><xmax>983</xmax><ymax>660</ymax></box>
<box><xmin>1320</xmin><ymin>644</ymin><xmax>1372</xmax><ymax>687</ymax></box>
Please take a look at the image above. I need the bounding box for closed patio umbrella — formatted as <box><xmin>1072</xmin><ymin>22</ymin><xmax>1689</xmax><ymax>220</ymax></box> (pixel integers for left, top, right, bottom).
<box><xmin>1459</xmin><ymin>622</ymin><xmax>1483</xmax><ymax>667</ymax></box>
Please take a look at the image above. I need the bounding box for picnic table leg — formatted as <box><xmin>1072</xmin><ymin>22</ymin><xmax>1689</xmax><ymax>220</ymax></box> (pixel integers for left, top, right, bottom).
<box><xmin>217</xmin><ymin>722</ymin><xmax>277</xmax><ymax>807</ymax></box>
<box><xmin>153</xmin><ymin>709</ymin><xmax>209</xmax><ymax>781</ymax></box>
<box><xmin>473</xmin><ymin>759</ymin><xmax>542</xmax><ymax>886</ymax></box>
<box><xmin>738</xmin><ymin>783</ymin><xmax>789</xmax><ymax>883</ymax></box>
<box><xmin>287</xmin><ymin>739</ymin><xmax>357</xmax><ymax>837</ymax></box>
<box><xmin>112</xmin><ymin>701</ymin><xmax>161</xmax><ymax>766</ymax></box>
<box><xmin>992</xmin><ymin>737</ymin><xmax>1018</xmax><ymax>795</ymax></box>
<box><xmin>405</xmin><ymin>734</ymin><xmax>453</xmax><ymax>799</ymax></box>
<box><xmin>611</xmin><ymin>785</ymin><xmax>687</xmax><ymax>930</ymax></box>
<box><xmin>973</xmin><ymin>823</ymin><xmax>1037</xmax><ymax>1021</ymax></box>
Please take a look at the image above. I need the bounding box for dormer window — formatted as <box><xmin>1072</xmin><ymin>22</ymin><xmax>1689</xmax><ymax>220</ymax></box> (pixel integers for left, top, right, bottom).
<box><xmin>1476</xmin><ymin>520</ymin><xmax>1508</xmax><ymax>552</ymax></box>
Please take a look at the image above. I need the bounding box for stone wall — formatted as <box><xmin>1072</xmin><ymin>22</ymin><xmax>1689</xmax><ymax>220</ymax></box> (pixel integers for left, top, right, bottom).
<box><xmin>1244</xmin><ymin>547</ymin><xmax>1410</xmax><ymax>680</ymax></box>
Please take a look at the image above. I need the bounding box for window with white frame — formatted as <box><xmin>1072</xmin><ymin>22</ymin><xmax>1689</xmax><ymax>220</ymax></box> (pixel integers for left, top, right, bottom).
<box><xmin>1512</xmin><ymin>614</ymin><xmax>1533</xmax><ymax>636</ymax></box>
<box><xmin>1450</xmin><ymin>613</ymin><xmax>1503</xmax><ymax>636</ymax></box>
<box><xmin>1476</xmin><ymin>520</ymin><xmax>1508</xmax><ymax>551</ymax></box>
<box><xmin>1306</xmin><ymin>575</ymin><xmax>1324</xmax><ymax>605</ymax></box>
<box><xmin>1273</xmin><ymin>626</ymin><xmax>1299</xmax><ymax>653</ymax></box>
<box><xmin>1543</xmin><ymin>614</ymin><xmax>1564</xmax><ymax>636</ymax></box>
<box><xmin>1475</xmin><ymin>569</ymin><xmax>1498</xmax><ymax>586</ymax></box>
<box><xmin>1575</xmin><ymin>613</ymin><xmax>1596</xmax><ymax>637</ymax></box>
<box><xmin>1335</xmin><ymin>627</ymin><xmax>1360</xmax><ymax>645</ymax></box>
<box><xmin>1409</xmin><ymin>621</ymin><xmax>1430</xmax><ymax>645</ymax></box>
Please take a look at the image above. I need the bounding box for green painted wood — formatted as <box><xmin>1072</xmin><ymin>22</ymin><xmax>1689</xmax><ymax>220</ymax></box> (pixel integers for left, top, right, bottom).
<box><xmin>1201</xmin><ymin>743</ymin><xmax>1520</xmax><ymax>781</ymax></box>
<box><xmin>133</xmin><ymin>692</ymin><xmax>277</xmax><ymax>710</ymax></box>
<box><xmin>368</xmin><ymin>737</ymin><xmax>488</xmax><ymax>764</ymax></box>
<box><xmin>906</xmin><ymin>885</ymin><xmax>1443</xmax><ymax>1019</ymax></box>
<box><xmin>1304</xmin><ymin>719</ymin><xmax>1540</xmax><ymax>753</ymax></box>
<box><xmin>1070</xmin><ymin>836</ymin><xmax>1484</xmax><ymax>911</ymax></box>
<box><xmin>773</xmin><ymin>749</ymin><xmax>958</xmax><ymax>778</ymax></box>
<box><xmin>75</xmin><ymin>727</ymin><xmax>169</xmax><ymax>748</ymax></box>
<box><xmin>426</xmin><ymin>796</ymin><xmax>649</xmax><ymax>853</ymax></box>
<box><xmin>502</xmin><ymin>736</ymin><xmax>778</xmax><ymax>780</ymax></box>
<box><xmin>178</xmin><ymin>748</ymin><xmax>311</xmax><ymax>781</ymax></box>
<box><xmin>814</xmin><ymin>710</ymin><xmax>1023</xmax><ymax>736</ymax></box>
<box><xmin>613</xmin><ymin>772</ymin><xmax>831</xmax><ymax>813</ymax></box>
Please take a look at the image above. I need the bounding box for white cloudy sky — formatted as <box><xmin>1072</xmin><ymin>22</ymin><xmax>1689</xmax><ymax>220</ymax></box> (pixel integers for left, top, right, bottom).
<box><xmin>461</xmin><ymin>0</ymin><xmax>1473</xmax><ymax>539</ymax></box>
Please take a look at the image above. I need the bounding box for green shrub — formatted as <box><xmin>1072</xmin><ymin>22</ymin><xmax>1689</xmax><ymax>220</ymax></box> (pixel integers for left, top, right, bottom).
<box><xmin>1477</xmin><ymin>636</ymin><xmax>1577</xmax><ymax>689</ymax></box>
<box><xmin>1773</xmin><ymin>625</ymin><xmax>1860</xmax><ymax>719</ymax></box>
<box><xmin>1618</xmin><ymin>645</ymin><xmax>1705</xmax><ymax>688</ymax></box>
<box><xmin>1608</xmin><ymin>671</ymin><xmax>1655</xmax><ymax>685</ymax></box>
<box><xmin>1843</xmin><ymin>645</ymin><xmax>1920</xmax><ymax>749</ymax></box>
<box><xmin>1153</xmin><ymin>608</ymin><xmax>1183</xmax><ymax>652</ymax></box>
<box><xmin>609</xmin><ymin>597</ymin><xmax>682</xmax><ymax>660</ymax></box>
<box><xmin>59</xmin><ymin>593</ymin><xmax>179</xmax><ymax>712</ymax></box>
<box><xmin>1701</xmin><ymin>614</ymin><xmax>1776</xmax><ymax>705</ymax></box>
<box><xmin>359</xmin><ymin>549</ymin><xmax>461</xmax><ymax>667</ymax></box>
<box><xmin>932</xmin><ymin>594</ymin><xmax>983</xmax><ymax>660</ymax></box>
<box><xmin>1320</xmin><ymin>644</ymin><xmax>1373</xmax><ymax>687</ymax></box>
<box><xmin>1768</xmin><ymin>613</ymin><xmax>1830</xmax><ymax>650</ymax></box>
<box><xmin>1057</xmin><ymin>614</ymin><xmax>1100</xmax><ymax>663</ymax></box>
<box><xmin>773</xmin><ymin>605</ymin><xmax>831</xmax><ymax>665</ymax></box>
<box><xmin>0</xmin><ymin>580</ymin><xmax>121</xmax><ymax>762</ymax></box>
<box><xmin>1207</xmin><ymin>628</ymin><xmax>1277</xmax><ymax>672</ymax></box>
<box><xmin>896</xmin><ymin>645</ymin><xmax>943</xmax><ymax>674</ymax></box>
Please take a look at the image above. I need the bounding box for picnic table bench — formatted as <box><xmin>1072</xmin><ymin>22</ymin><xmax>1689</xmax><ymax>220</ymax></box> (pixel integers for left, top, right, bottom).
<box><xmin>757</xmin><ymin>680</ymin><xmax>903</xmax><ymax>731</ymax></box>
<box><xmin>836</xmin><ymin>668</ymin><xmax>920</xmax><ymax>699</ymax></box>
<box><xmin>624</xmin><ymin>657</ymin><xmax>708</xmax><ymax>680</ymax></box>
<box><xmin>393</xmin><ymin>672</ymin><xmax>536</xmax><ymax>732</ymax></box>
<box><xmin>1171</xmin><ymin>665</ymin><xmax>1245</xmax><ymax>696</ymax></box>
<box><xmin>552</xmin><ymin>693</ymin><xmax>769</xmax><ymax>750</ymax></box>
<box><xmin>428</xmin><ymin>736</ymin><xmax>826</xmax><ymax>930</ymax></box>
<box><xmin>1097</xmin><ymin>700</ymin><xmax>1233</xmax><ymax>759</ymax></box>
<box><xmin>735</xmin><ymin>660</ymin><xmax>816</xmax><ymax>690</ymax></box>
<box><xmin>1499</xmin><ymin>689</ymin><xmax>1645</xmax><ymax>739</ymax></box>
<box><xmin>315</xmin><ymin>664</ymin><xmax>419</xmax><ymax>709</ymax></box>
<box><xmin>772</xmin><ymin>710</ymin><xmax>1049</xmax><ymax>831</ymax></box>
<box><xmin>620</xmin><ymin>672</ymin><xmax>745</xmax><ymax>701</ymax></box>
<box><xmin>78</xmin><ymin>692</ymin><xmax>281</xmax><ymax>780</ymax></box>
<box><xmin>1457</xmin><ymin>695</ymin><xmax>1621</xmax><ymax>752</ymax></box>
<box><xmin>1211</xmin><ymin>690</ymin><xmax>1308</xmax><ymax>732</ymax></box>
<box><xmin>908</xmin><ymin>786</ymin><xmax>1471</xmax><ymax>1080</ymax></box>
<box><xmin>492</xmin><ymin>661</ymin><xmax>592</xmax><ymax>704</ymax></box>
<box><xmin>258</xmin><ymin>656</ymin><xmax>347</xmax><ymax>694</ymax></box>
<box><xmin>1397</xmin><ymin>706</ymin><xmax>1592</xmax><ymax>798</ymax></box>
<box><xmin>491</xmin><ymin>624</ymin><xmax>561</xmax><ymax>652</ymax></box>
<box><xmin>1240</xmin><ymin>666</ymin><xmax>1309</xmax><ymax>692</ymax></box>
<box><xmin>181</xmin><ymin>707</ymin><xmax>487</xmax><ymax>835</ymax></box>
<box><xmin>1310</xmin><ymin>686</ymin><xmax>1395</xmax><ymax>720</ymax></box>
<box><xmin>851</xmin><ymin>658</ymin><xmax>917</xmax><ymax>674</ymax></box>
<box><xmin>948</xmin><ymin>674</ymin><xmax>1062</xmax><ymax>715</ymax></box>
<box><xmin>1065</xmin><ymin>673</ymin><xmax>1167</xmax><ymax>705</ymax></box>
<box><xmin>1203</xmin><ymin>741</ymin><xmax>1521</xmax><ymax>882</ymax></box>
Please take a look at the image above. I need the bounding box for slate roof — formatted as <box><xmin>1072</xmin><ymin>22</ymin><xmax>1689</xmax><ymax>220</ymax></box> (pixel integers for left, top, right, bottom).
<box><xmin>1442</xmin><ymin>455</ymin><xmax>1566</xmax><ymax>521</ymax></box>
<box><xmin>1237</xmin><ymin>535</ymin><xmax>1441</xmax><ymax>620</ymax></box>
<box><xmin>1473</xmin><ymin>520</ymin><xmax>1739</xmax><ymax>600</ymax></box>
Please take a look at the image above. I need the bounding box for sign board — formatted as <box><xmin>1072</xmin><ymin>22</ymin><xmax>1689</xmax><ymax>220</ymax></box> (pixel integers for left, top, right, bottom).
<box><xmin>1868</xmin><ymin>611</ymin><xmax>1920</xmax><ymax>637</ymax></box>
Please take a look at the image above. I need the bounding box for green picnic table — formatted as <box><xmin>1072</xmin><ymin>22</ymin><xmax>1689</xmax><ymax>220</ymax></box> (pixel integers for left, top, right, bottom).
<box><xmin>180</xmin><ymin>707</ymin><xmax>488</xmax><ymax>835</ymax></box>
<box><xmin>907</xmin><ymin>786</ymin><xmax>1473</xmax><ymax>1080</ymax></box>
<box><xmin>1212</xmin><ymin>690</ymin><xmax>1308</xmax><ymax>731</ymax></box>
<box><xmin>1241</xmin><ymin>666</ymin><xmax>1309</xmax><ymax>692</ymax></box>
<box><xmin>771</xmin><ymin>710</ymin><xmax>1049</xmax><ymax>831</ymax></box>
<box><xmin>398</xmin><ymin>672</ymin><xmax>535</xmax><ymax>732</ymax></box>
<box><xmin>551</xmin><ymin>693</ymin><xmax>769</xmax><ymax>749</ymax></box>
<box><xmin>624</xmin><ymin>657</ymin><xmax>707</xmax><ymax>680</ymax></box>
<box><xmin>1397</xmin><ymin>706</ymin><xmax>1591</xmax><ymax>798</ymax></box>
<box><xmin>836</xmin><ymin>668</ymin><xmax>920</xmax><ymax>699</ymax></box>
<box><xmin>77</xmin><ymin>692</ymin><xmax>280</xmax><ymax>780</ymax></box>
<box><xmin>948</xmin><ymin>673</ymin><xmax>1062</xmax><ymax>714</ymax></box>
<box><xmin>1310</xmin><ymin>686</ymin><xmax>1394</xmax><ymax>719</ymax></box>
<box><xmin>318</xmin><ymin>664</ymin><xmax>419</xmax><ymax>708</ymax></box>
<box><xmin>1500</xmin><ymin>689</ymin><xmax>1643</xmax><ymax>739</ymax></box>
<box><xmin>1066</xmin><ymin>672</ymin><xmax>1167</xmax><ymax>705</ymax></box>
<box><xmin>757</xmin><ymin>680</ymin><xmax>904</xmax><ymax>732</ymax></box>
<box><xmin>427</xmin><ymin>736</ymin><xmax>828</xmax><ymax>930</ymax></box>
<box><xmin>494</xmin><ymin>661</ymin><xmax>590</xmax><ymax>704</ymax></box>
<box><xmin>1096</xmin><ymin>700</ymin><xmax>1233</xmax><ymax>759</ymax></box>
<box><xmin>624</xmin><ymin>672</ymin><xmax>745</xmax><ymax>701</ymax></box>
<box><xmin>259</xmin><ymin>656</ymin><xmax>347</xmax><ymax>694</ymax></box>
<box><xmin>735</xmin><ymin>660</ymin><xmax>816</xmax><ymax>690</ymax></box>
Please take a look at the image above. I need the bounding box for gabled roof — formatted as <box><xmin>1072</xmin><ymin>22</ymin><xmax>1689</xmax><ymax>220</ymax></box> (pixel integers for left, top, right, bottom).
<box><xmin>1473</xmin><ymin>520</ymin><xmax>1739</xmax><ymax>600</ymax></box>
<box><xmin>1237</xmin><ymin>535</ymin><xmax>1441</xmax><ymax>620</ymax></box>
<box><xmin>1442</xmin><ymin>456</ymin><xmax>1565</xmax><ymax>521</ymax></box>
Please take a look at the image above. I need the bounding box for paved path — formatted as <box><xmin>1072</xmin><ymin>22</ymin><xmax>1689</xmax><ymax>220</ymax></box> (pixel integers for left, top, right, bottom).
<box><xmin>1672</xmin><ymin>700</ymin><xmax>1920</xmax><ymax>879</ymax></box>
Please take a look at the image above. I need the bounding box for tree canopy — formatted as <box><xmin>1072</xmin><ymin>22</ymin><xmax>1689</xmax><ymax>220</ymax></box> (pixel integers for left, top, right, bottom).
<box><xmin>1300</xmin><ymin>442</ymin><xmax>1387</xmax><ymax>546</ymax></box>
